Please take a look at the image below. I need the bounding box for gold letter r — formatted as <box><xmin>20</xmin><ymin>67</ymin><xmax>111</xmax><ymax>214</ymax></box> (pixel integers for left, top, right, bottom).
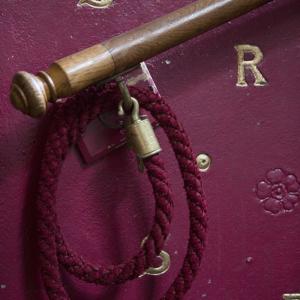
<box><xmin>235</xmin><ymin>44</ymin><xmax>268</xmax><ymax>87</ymax></box>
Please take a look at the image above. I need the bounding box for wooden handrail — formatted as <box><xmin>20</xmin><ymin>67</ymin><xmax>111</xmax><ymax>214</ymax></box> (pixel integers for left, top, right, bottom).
<box><xmin>10</xmin><ymin>0</ymin><xmax>270</xmax><ymax>117</ymax></box>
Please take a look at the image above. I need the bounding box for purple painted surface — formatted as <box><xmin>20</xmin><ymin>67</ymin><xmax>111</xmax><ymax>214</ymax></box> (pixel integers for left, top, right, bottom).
<box><xmin>1</xmin><ymin>0</ymin><xmax>300</xmax><ymax>299</ymax></box>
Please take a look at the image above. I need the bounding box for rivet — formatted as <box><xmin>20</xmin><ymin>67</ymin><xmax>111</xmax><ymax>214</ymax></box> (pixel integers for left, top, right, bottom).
<box><xmin>196</xmin><ymin>153</ymin><xmax>211</xmax><ymax>172</ymax></box>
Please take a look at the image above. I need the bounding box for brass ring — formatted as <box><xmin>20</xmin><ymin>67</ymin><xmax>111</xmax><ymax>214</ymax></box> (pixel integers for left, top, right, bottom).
<box><xmin>139</xmin><ymin>237</ymin><xmax>171</xmax><ymax>277</ymax></box>
<box><xmin>143</xmin><ymin>250</ymin><xmax>170</xmax><ymax>276</ymax></box>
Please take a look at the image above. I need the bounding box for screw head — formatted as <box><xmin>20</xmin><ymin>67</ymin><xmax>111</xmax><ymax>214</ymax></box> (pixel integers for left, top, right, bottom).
<box><xmin>196</xmin><ymin>153</ymin><xmax>211</xmax><ymax>172</ymax></box>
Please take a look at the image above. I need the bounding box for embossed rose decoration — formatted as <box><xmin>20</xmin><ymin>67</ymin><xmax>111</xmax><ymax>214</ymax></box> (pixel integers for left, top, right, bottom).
<box><xmin>256</xmin><ymin>168</ymin><xmax>300</xmax><ymax>214</ymax></box>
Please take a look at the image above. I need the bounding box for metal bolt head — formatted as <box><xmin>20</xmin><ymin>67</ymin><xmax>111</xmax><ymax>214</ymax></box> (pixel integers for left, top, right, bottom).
<box><xmin>196</xmin><ymin>153</ymin><xmax>211</xmax><ymax>172</ymax></box>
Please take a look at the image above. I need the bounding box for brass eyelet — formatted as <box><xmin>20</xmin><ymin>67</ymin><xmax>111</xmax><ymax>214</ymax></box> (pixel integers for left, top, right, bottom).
<box><xmin>143</xmin><ymin>250</ymin><xmax>170</xmax><ymax>276</ymax></box>
<box><xmin>139</xmin><ymin>237</ymin><xmax>171</xmax><ymax>277</ymax></box>
<box><xmin>197</xmin><ymin>153</ymin><xmax>211</xmax><ymax>172</ymax></box>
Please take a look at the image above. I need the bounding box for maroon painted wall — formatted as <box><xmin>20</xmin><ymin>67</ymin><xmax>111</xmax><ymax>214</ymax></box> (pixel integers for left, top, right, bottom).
<box><xmin>1</xmin><ymin>1</ymin><xmax>300</xmax><ymax>299</ymax></box>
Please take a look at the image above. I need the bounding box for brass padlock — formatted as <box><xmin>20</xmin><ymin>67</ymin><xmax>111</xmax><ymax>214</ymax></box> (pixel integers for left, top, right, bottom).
<box><xmin>123</xmin><ymin>98</ymin><xmax>161</xmax><ymax>159</ymax></box>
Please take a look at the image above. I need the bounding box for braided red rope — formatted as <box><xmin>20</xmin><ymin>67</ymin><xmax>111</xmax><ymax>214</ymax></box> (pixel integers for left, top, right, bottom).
<box><xmin>35</xmin><ymin>84</ymin><xmax>207</xmax><ymax>299</ymax></box>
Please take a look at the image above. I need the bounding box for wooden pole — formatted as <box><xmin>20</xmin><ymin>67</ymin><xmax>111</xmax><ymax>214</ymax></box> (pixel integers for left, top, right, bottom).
<box><xmin>10</xmin><ymin>0</ymin><xmax>270</xmax><ymax>117</ymax></box>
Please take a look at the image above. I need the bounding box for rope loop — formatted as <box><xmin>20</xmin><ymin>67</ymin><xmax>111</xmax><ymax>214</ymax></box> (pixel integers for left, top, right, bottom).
<box><xmin>35</xmin><ymin>84</ymin><xmax>207</xmax><ymax>299</ymax></box>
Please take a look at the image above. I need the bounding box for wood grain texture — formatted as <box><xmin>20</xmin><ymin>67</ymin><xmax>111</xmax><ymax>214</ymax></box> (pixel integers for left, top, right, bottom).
<box><xmin>48</xmin><ymin>44</ymin><xmax>115</xmax><ymax>96</ymax></box>
<box><xmin>103</xmin><ymin>0</ymin><xmax>270</xmax><ymax>74</ymax></box>
<box><xmin>10</xmin><ymin>0</ymin><xmax>270</xmax><ymax>117</ymax></box>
